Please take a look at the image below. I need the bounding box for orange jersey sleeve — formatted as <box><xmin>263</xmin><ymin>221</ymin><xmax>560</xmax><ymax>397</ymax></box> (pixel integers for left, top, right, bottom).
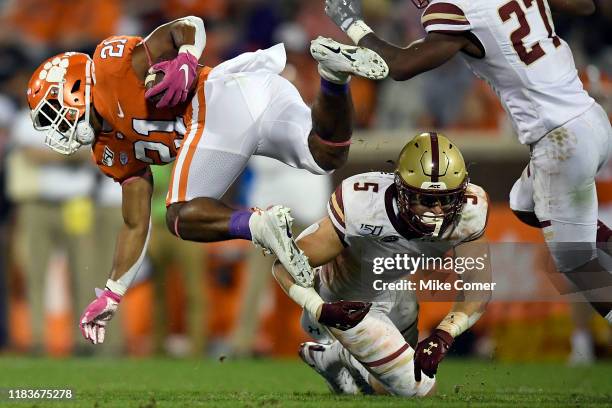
<box><xmin>92</xmin><ymin>131</ymin><xmax>148</xmax><ymax>183</ymax></box>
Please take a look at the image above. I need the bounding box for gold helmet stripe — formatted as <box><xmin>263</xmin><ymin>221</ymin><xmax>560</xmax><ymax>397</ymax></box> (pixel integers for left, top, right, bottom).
<box><xmin>430</xmin><ymin>132</ymin><xmax>439</xmax><ymax>182</ymax></box>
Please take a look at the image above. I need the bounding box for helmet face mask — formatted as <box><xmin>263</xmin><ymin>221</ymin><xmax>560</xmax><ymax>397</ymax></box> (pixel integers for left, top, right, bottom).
<box><xmin>394</xmin><ymin>132</ymin><xmax>468</xmax><ymax>237</ymax></box>
<box><xmin>395</xmin><ymin>173</ymin><xmax>467</xmax><ymax>237</ymax></box>
<box><xmin>27</xmin><ymin>53</ymin><xmax>93</xmax><ymax>155</ymax></box>
<box><xmin>30</xmin><ymin>85</ymin><xmax>82</xmax><ymax>154</ymax></box>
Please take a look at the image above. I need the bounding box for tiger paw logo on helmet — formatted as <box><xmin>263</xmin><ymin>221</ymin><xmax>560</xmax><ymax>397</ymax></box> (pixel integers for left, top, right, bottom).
<box><xmin>37</xmin><ymin>55</ymin><xmax>72</xmax><ymax>84</ymax></box>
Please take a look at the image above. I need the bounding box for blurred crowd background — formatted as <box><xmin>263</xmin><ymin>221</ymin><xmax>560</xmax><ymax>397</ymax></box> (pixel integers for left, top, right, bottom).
<box><xmin>0</xmin><ymin>0</ymin><xmax>610</xmax><ymax>363</ymax></box>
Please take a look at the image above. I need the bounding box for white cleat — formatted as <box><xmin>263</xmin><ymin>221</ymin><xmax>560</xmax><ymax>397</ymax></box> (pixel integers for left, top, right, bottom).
<box><xmin>249</xmin><ymin>205</ymin><xmax>314</xmax><ymax>287</ymax></box>
<box><xmin>310</xmin><ymin>36</ymin><xmax>389</xmax><ymax>83</ymax></box>
<box><xmin>299</xmin><ymin>342</ymin><xmax>359</xmax><ymax>395</ymax></box>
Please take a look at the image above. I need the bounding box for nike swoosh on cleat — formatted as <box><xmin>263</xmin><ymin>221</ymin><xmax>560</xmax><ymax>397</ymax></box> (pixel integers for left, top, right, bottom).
<box><xmin>342</xmin><ymin>50</ymin><xmax>356</xmax><ymax>63</ymax></box>
<box><xmin>284</xmin><ymin>215</ymin><xmax>292</xmax><ymax>238</ymax></box>
<box><xmin>320</xmin><ymin>44</ymin><xmax>341</xmax><ymax>54</ymax></box>
<box><xmin>179</xmin><ymin>64</ymin><xmax>189</xmax><ymax>90</ymax></box>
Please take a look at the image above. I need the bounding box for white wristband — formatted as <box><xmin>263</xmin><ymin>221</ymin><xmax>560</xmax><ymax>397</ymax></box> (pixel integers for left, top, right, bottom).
<box><xmin>437</xmin><ymin>311</ymin><xmax>475</xmax><ymax>338</ymax></box>
<box><xmin>288</xmin><ymin>284</ymin><xmax>324</xmax><ymax>318</ymax></box>
<box><xmin>346</xmin><ymin>20</ymin><xmax>374</xmax><ymax>45</ymax></box>
<box><xmin>105</xmin><ymin>279</ymin><xmax>127</xmax><ymax>297</ymax></box>
<box><xmin>179</xmin><ymin>44</ymin><xmax>200</xmax><ymax>58</ymax></box>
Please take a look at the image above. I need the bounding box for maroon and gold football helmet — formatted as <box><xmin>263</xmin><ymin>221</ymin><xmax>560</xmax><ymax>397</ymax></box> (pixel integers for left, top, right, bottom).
<box><xmin>395</xmin><ymin>132</ymin><xmax>468</xmax><ymax>237</ymax></box>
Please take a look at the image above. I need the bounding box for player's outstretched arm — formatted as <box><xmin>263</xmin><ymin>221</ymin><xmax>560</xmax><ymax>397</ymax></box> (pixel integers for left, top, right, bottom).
<box><xmin>139</xmin><ymin>16</ymin><xmax>206</xmax><ymax>108</ymax></box>
<box><xmin>413</xmin><ymin>237</ymin><xmax>491</xmax><ymax>380</ymax></box>
<box><xmin>359</xmin><ymin>34</ymin><xmax>468</xmax><ymax>81</ymax></box>
<box><xmin>272</xmin><ymin>217</ymin><xmax>371</xmax><ymax>331</ymax></box>
<box><xmin>324</xmin><ymin>0</ymin><xmax>469</xmax><ymax>81</ymax></box>
<box><xmin>79</xmin><ymin>170</ymin><xmax>154</xmax><ymax>344</ymax></box>
<box><xmin>548</xmin><ymin>0</ymin><xmax>596</xmax><ymax>16</ymax></box>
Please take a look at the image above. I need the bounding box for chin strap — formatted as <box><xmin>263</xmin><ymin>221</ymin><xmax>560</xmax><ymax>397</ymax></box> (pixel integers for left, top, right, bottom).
<box><xmin>75</xmin><ymin>57</ymin><xmax>95</xmax><ymax>145</ymax></box>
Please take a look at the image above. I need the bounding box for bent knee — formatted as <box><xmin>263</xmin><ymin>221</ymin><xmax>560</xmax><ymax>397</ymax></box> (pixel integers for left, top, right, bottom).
<box><xmin>308</xmin><ymin>133</ymin><xmax>348</xmax><ymax>171</ymax></box>
<box><xmin>165</xmin><ymin>203</ymin><xmax>183</xmax><ymax>236</ymax></box>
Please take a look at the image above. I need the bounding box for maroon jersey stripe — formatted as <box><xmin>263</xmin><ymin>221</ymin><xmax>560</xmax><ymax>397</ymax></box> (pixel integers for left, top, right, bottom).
<box><xmin>362</xmin><ymin>343</ymin><xmax>411</xmax><ymax>367</ymax></box>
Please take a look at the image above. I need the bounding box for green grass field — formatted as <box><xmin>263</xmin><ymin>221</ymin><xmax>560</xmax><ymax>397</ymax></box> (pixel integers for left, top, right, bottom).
<box><xmin>0</xmin><ymin>357</ymin><xmax>610</xmax><ymax>407</ymax></box>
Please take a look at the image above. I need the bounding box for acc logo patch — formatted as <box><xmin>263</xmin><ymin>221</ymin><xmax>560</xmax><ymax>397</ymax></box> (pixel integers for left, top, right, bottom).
<box><xmin>381</xmin><ymin>235</ymin><xmax>399</xmax><ymax>242</ymax></box>
<box><xmin>120</xmin><ymin>152</ymin><xmax>128</xmax><ymax>166</ymax></box>
<box><xmin>102</xmin><ymin>146</ymin><xmax>114</xmax><ymax>167</ymax></box>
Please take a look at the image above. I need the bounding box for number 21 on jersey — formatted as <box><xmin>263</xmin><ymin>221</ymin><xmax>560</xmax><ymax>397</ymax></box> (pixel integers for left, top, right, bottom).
<box><xmin>498</xmin><ymin>0</ymin><xmax>560</xmax><ymax>65</ymax></box>
<box><xmin>100</xmin><ymin>39</ymin><xmax>128</xmax><ymax>59</ymax></box>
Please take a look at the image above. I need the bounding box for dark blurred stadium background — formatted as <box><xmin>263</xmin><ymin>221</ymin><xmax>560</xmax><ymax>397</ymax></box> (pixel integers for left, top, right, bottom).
<box><xmin>0</xmin><ymin>0</ymin><xmax>610</xmax><ymax>364</ymax></box>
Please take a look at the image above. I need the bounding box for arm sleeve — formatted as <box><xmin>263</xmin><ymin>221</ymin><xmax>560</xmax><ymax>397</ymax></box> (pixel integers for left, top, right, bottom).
<box><xmin>421</xmin><ymin>1</ymin><xmax>472</xmax><ymax>34</ymax></box>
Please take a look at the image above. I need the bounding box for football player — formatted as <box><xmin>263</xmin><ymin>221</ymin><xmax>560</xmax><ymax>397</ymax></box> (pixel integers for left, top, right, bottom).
<box><xmin>26</xmin><ymin>16</ymin><xmax>387</xmax><ymax>344</ymax></box>
<box><xmin>273</xmin><ymin>133</ymin><xmax>491</xmax><ymax>396</ymax></box>
<box><xmin>322</xmin><ymin>0</ymin><xmax>612</xmax><ymax>322</ymax></box>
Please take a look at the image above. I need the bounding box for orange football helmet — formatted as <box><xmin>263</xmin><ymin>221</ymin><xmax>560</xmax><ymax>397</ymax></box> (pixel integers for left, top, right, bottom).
<box><xmin>27</xmin><ymin>52</ymin><xmax>94</xmax><ymax>155</ymax></box>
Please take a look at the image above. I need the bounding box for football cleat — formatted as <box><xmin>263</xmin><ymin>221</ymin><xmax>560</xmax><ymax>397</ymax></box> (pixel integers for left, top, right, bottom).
<box><xmin>249</xmin><ymin>205</ymin><xmax>314</xmax><ymax>287</ymax></box>
<box><xmin>310</xmin><ymin>36</ymin><xmax>389</xmax><ymax>83</ymax></box>
<box><xmin>299</xmin><ymin>342</ymin><xmax>359</xmax><ymax>395</ymax></box>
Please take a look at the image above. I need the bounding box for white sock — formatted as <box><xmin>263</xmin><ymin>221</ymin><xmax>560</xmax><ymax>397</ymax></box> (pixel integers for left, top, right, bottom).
<box><xmin>318</xmin><ymin>65</ymin><xmax>350</xmax><ymax>84</ymax></box>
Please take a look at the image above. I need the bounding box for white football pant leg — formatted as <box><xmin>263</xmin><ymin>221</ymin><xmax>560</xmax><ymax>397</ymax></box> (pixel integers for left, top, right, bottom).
<box><xmin>330</xmin><ymin>309</ymin><xmax>435</xmax><ymax>397</ymax></box>
<box><xmin>509</xmin><ymin>164</ymin><xmax>535</xmax><ymax>213</ymax></box>
<box><xmin>255</xmin><ymin>75</ymin><xmax>330</xmax><ymax>175</ymax></box>
<box><xmin>531</xmin><ymin>103</ymin><xmax>612</xmax><ymax>272</ymax></box>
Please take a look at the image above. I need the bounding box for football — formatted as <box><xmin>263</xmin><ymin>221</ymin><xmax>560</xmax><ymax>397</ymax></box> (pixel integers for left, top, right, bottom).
<box><xmin>144</xmin><ymin>68</ymin><xmax>165</xmax><ymax>104</ymax></box>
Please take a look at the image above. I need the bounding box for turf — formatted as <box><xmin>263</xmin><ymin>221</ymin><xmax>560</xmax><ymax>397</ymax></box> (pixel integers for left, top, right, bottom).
<box><xmin>0</xmin><ymin>357</ymin><xmax>610</xmax><ymax>407</ymax></box>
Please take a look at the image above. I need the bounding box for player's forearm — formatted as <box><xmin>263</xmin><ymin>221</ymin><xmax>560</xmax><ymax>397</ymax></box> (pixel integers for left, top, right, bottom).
<box><xmin>441</xmin><ymin>239</ymin><xmax>491</xmax><ymax>338</ymax></box>
<box><xmin>272</xmin><ymin>260</ymin><xmax>323</xmax><ymax>319</ymax></box>
<box><xmin>103</xmin><ymin>173</ymin><xmax>153</xmax><ymax>296</ymax></box>
<box><xmin>548</xmin><ymin>0</ymin><xmax>595</xmax><ymax>16</ymax></box>
<box><xmin>438</xmin><ymin>278</ymin><xmax>490</xmax><ymax>338</ymax></box>
<box><xmin>436</xmin><ymin>301</ymin><xmax>486</xmax><ymax>340</ymax></box>
<box><xmin>106</xmin><ymin>219</ymin><xmax>151</xmax><ymax>295</ymax></box>
<box><xmin>359</xmin><ymin>34</ymin><xmax>458</xmax><ymax>81</ymax></box>
<box><xmin>169</xmin><ymin>16</ymin><xmax>206</xmax><ymax>59</ymax></box>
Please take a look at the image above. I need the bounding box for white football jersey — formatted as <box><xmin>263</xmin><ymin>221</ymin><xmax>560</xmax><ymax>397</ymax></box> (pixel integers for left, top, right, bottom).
<box><xmin>322</xmin><ymin>172</ymin><xmax>489</xmax><ymax>301</ymax></box>
<box><xmin>421</xmin><ymin>0</ymin><xmax>594</xmax><ymax>144</ymax></box>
